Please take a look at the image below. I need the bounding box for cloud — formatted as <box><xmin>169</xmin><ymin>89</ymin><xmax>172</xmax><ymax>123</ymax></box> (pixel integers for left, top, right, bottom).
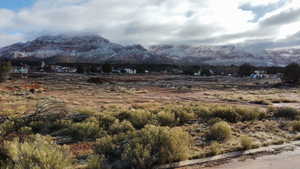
<box><xmin>260</xmin><ymin>8</ymin><xmax>300</xmax><ymax>26</ymax></box>
<box><xmin>0</xmin><ymin>33</ymin><xmax>25</xmax><ymax>47</ymax></box>
<box><xmin>0</xmin><ymin>0</ymin><xmax>299</xmax><ymax>49</ymax></box>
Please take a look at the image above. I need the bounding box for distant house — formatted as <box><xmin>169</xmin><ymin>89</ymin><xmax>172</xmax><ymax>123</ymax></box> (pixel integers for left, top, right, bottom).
<box><xmin>250</xmin><ymin>70</ymin><xmax>268</xmax><ymax>79</ymax></box>
<box><xmin>193</xmin><ymin>69</ymin><xmax>214</xmax><ymax>76</ymax></box>
<box><xmin>49</xmin><ymin>65</ymin><xmax>77</xmax><ymax>73</ymax></box>
<box><xmin>123</xmin><ymin>68</ymin><xmax>136</xmax><ymax>74</ymax></box>
<box><xmin>12</xmin><ymin>66</ymin><xmax>29</xmax><ymax>74</ymax></box>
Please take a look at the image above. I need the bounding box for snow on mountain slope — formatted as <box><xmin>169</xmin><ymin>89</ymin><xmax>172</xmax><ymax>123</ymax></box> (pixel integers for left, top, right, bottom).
<box><xmin>0</xmin><ymin>34</ymin><xmax>171</xmax><ymax>64</ymax></box>
<box><xmin>1</xmin><ymin>34</ymin><xmax>300</xmax><ymax>66</ymax></box>
<box><xmin>149</xmin><ymin>44</ymin><xmax>300</xmax><ymax>66</ymax></box>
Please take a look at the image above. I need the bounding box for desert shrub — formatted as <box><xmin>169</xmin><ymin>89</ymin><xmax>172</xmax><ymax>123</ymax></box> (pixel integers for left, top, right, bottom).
<box><xmin>210</xmin><ymin>141</ymin><xmax>222</xmax><ymax>155</ymax></box>
<box><xmin>207</xmin><ymin>118</ymin><xmax>223</xmax><ymax>125</ymax></box>
<box><xmin>0</xmin><ymin>61</ymin><xmax>12</xmax><ymax>82</ymax></box>
<box><xmin>291</xmin><ymin>121</ymin><xmax>300</xmax><ymax>132</ymax></box>
<box><xmin>192</xmin><ymin>106</ymin><xmax>212</xmax><ymax>118</ymax></box>
<box><xmin>118</xmin><ymin>110</ymin><xmax>153</xmax><ymax>129</ymax></box>
<box><xmin>0</xmin><ymin>118</ymin><xmax>32</xmax><ymax>138</ymax></box>
<box><xmin>211</xmin><ymin>106</ymin><xmax>241</xmax><ymax>122</ymax></box>
<box><xmin>282</xmin><ymin>63</ymin><xmax>300</xmax><ymax>84</ymax></box>
<box><xmin>0</xmin><ymin>120</ymin><xmax>18</xmax><ymax>138</ymax></box>
<box><xmin>97</xmin><ymin>114</ymin><xmax>117</xmax><ymax>130</ymax></box>
<box><xmin>1</xmin><ymin>135</ymin><xmax>73</xmax><ymax>169</ymax></box>
<box><xmin>209</xmin><ymin>121</ymin><xmax>232</xmax><ymax>141</ymax></box>
<box><xmin>156</xmin><ymin>111</ymin><xmax>177</xmax><ymax>126</ymax></box>
<box><xmin>18</xmin><ymin>127</ymin><xmax>33</xmax><ymax>135</ymax></box>
<box><xmin>209</xmin><ymin>105</ymin><xmax>266</xmax><ymax>123</ymax></box>
<box><xmin>273</xmin><ymin>107</ymin><xmax>300</xmax><ymax>119</ymax></box>
<box><xmin>29</xmin><ymin>119</ymin><xmax>72</xmax><ymax>135</ymax></box>
<box><xmin>71</xmin><ymin>109</ymin><xmax>93</xmax><ymax>122</ymax></box>
<box><xmin>94</xmin><ymin>135</ymin><xmax>121</xmax><ymax>161</ymax></box>
<box><xmin>109</xmin><ymin>120</ymin><xmax>135</xmax><ymax>135</ymax></box>
<box><xmin>121</xmin><ymin>126</ymin><xmax>191</xmax><ymax>168</ymax></box>
<box><xmin>240</xmin><ymin>136</ymin><xmax>253</xmax><ymax>150</ymax></box>
<box><xmin>171</xmin><ymin>107</ymin><xmax>195</xmax><ymax>124</ymax></box>
<box><xmin>87</xmin><ymin>155</ymin><xmax>108</xmax><ymax>169</ymax></box>
<box><xmin>94</xmin><ymin>125</ymin><xmax>192</xmax><ymax>169</ymax></box>
<box><xmin>54</xmin><ymin>119</ymin><xmax>106</xmax><ymax>141</ymax></box>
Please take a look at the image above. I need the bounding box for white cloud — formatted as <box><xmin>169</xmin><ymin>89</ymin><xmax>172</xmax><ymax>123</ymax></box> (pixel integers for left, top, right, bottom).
<box><xmin>0</xmin><ymin>33</ymin><xmax>25</xmax><ymax>47</ymax></box>
<box><xmin>0</xmin><ymin>0</ymin><xmax>298</xmax><ymax>48</ymax></box>
<box><xmin>239</xmin><ymin>0</ymin><xmax>281</xmax><ymax>7</ymax></box>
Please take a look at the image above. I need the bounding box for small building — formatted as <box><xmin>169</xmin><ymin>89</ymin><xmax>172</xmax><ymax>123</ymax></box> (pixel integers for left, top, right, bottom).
<box><xmin>49</xmin><ymin>65</ymin><xmax>77</xmax><ymax>73</ymax></box>
<box><xmin>250</xmin><ymin>70</ymin><xmax>268</xmax><ymax>79</ymax></box>
<box><xmin>122</xmin><ymin>68</ymin><xmax>137</xmax><ymax>74</ymax></box>
<box><xmin>12</xmin><ymin>66</ymin><xmax>29</xmax><ymax>74</ymax></box>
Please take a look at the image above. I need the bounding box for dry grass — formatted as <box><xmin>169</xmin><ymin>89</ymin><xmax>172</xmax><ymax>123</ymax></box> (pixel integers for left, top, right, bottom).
<box><xmin>1</xmin><ymin>74</ymin><xmax>300</xmax><ymax>167</ymax></box>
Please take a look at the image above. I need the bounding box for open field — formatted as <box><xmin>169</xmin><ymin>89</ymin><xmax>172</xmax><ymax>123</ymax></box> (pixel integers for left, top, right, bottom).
<box><xmin>1</xmin><ymin>73</ymin><xmax>300</xmax><ymax>169</ymax></box>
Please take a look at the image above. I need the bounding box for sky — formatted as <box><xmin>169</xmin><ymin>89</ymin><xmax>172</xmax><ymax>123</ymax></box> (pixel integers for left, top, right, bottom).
<box><xmin>0</xmin><ymin>0</ymin><xmax>300</xmax><ymax>49</ymax></box>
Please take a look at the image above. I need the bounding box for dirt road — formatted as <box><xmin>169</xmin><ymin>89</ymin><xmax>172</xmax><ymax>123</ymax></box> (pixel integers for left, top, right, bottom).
<box><xmin>201</xmin><ymin>148</ymin><xmax>300</xmax><ymax>169</ymax></box>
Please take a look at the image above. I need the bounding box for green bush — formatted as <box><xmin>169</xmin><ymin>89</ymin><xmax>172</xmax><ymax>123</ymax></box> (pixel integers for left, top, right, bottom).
<box><xmin>1</xmin><ymin>135</ymin><xmax>73</xmax><ymax>169</ymax></box>
<box><xmin>273</xmin><ymin>107</ymin><xmax>300</xmax><ymax>119</ymax></box>
<box><xmin>118</xmin><ymin>110</ymin><xmax>153</xmax><ymax>129</ymax></box>
<box><xmin>121</xmin><ymin>125</ymin><xmax>191</xmax><ymax>168</ymax></box>
<box><xmin>291</xmin><ymin>121</ymin><xmax>300</xmax><ymax>132</ymax></box>
<box><xmin>96</xmin><ymin>114</ymin><xmax>117</xmax><ymax>130</ymax></box>
<box><xmin>192</xmin><ymin>106</ymin><xmax>211</xmax><ymax>119</ymax></box>
<box><xmin>109</xmin><ymin>120</ymin><xmax>135</xmax><ymax>135</ymax></box>
<box><xmin>207</xmin><ymin>118</ymin><xmax>223</xmax><ymax>125</ymax></box>
<box><xmin>94</xmin><ymin>125</ymin><xmax>192</xmax><ymax>169</ymax></box>
<box><xmin>208</xmin><ymin>105</ymin><xmax>266</xmax><ymax>123</ymax></box>
<box><xmin>170</xmin><ymin>106</ymin><xmax>195</xmax><ymax>124</ymax></box>
<box><xmin>54</xmin><ymin>119</ymin><xmax>106</xmax><ymax>141</ymax></box>
<box><xmin>240</xmin><ymin>136</ymin><xmax>253</xmax><ymax>150</ymax></box>
<box><xmin>0</xmin><ymin>120</ymin><xmax>18</xmax><ymax>138</ymax></box>
<box><xmin>209</xmin><ymin>121</ymin><xmax>232</xmax><ymax>141</ymax></box>
<box><xmin>210</xmin><ymin>141</ymin><xmax>222</xmax><ymax>155</ymax></box>
<box><xmin>156</xmin><ymin>111</ymin><xmax>177</xmax><ymax>126</ymax></box>
<box><xmin>87</xmin><ymin>155</ymin><xmax>108</xmax><ymax>169</ymax></box>
<box><xmin>94</xmin><ymin>136</ymin><xmax>117</xmax><ymax>160</ymax></box>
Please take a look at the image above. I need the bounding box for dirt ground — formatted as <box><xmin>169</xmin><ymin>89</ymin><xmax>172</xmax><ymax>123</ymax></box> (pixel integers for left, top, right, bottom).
<box><xmin>1</xmin><ymin>73</ymin><xmax>299</xmax><ymax>115</ymax></box>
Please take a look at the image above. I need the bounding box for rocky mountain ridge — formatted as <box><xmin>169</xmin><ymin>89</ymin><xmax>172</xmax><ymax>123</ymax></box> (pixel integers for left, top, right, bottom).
<box><xmin>0</xmin><ymin>34</ymin><xmax>300</xmax><ymax>66</ymax></box>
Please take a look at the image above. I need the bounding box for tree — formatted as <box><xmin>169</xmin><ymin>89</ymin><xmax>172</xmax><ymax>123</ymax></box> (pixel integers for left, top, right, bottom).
<box><xmin>102</xmin><ymin>63</ymin><xmax>112</xmax><ymax>73</ymax></box>
<box><xmin>0</xmin><ymin>61</ymin><xmax>12</xmax><ymax>82</ymax></box>
<box><xmin>238</xmin><ymin>63</ymin><xmax>256</xmax><ymax>77</ymax></box>
<box><xmin>282</xmin><ymin>63</ymin><xmax>300</xmax><ymax>84</ymax></box>
<box><xmin>201</xmin><ymin>68</ymin><xmax>212</xmax><ymax>76</ymax></box>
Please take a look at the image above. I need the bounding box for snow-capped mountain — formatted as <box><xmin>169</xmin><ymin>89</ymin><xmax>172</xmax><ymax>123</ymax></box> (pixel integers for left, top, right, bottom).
<box><xmin>265</xmin><ymin>46</ymin><xmax>300</xmax><ymax>67</ymax></box>
<box><xmin>149</xmin><ymin>45</ymin><xmax>275</xmax><ymax>66</ymax></box>
<box><xmin>0</xmin><ymin>35</ymin><xmax>172</xmax><ymax>64</ymax></box>
<box><xmin>1</xmin><ymin>34</ymin><xmax>300</xmax><ymax>66</ymax></box>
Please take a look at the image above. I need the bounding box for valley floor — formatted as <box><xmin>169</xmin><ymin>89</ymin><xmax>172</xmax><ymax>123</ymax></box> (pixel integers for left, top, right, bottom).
<box><xmin>1</xmin><ymin>73</ymin><xmax>300</xmax><ymax>168</ymax></box>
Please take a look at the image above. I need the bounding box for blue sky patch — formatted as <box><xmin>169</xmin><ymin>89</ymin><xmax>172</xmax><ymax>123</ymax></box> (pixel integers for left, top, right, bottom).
<box><xmin>240</xmin><ymin>0</ymin><xmax>288</xmax><ymax>22</ymax></box>
<box><xmin>0</xmin><ymin>0</ymin><xmax>35</xmax><ymax>10</ymax></box>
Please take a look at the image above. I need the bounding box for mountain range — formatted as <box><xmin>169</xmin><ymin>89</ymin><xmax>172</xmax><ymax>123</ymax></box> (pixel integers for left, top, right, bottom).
<box><xmin>0</xmin><ymin>34</ymin><xmax>299</xmax><ymax>66</ymax></box>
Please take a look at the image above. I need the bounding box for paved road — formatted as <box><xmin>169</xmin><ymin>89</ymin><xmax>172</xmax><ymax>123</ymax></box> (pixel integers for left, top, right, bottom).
<box><xmin>201</xmin><ymin>148</ymin><xmax>300</xmax><ymax>169</ymax></box>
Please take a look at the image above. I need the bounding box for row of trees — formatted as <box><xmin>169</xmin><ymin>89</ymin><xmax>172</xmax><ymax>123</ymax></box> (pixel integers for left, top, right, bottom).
<box><xmin>2</xmin><ymin>60</ymin><xmax>300</xmax><ymax>84</ymax></box>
